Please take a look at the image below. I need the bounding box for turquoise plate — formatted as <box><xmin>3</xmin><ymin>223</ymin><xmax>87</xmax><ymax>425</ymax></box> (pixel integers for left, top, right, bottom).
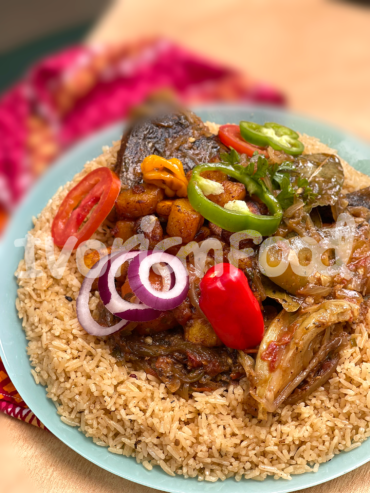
<box><xmin>1</xmin><ymin>105</ymin><xmax>370</xmax><ymax>492</ymax></box>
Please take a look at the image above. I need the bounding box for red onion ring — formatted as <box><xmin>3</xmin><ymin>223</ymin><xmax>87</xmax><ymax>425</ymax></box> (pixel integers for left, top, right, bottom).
<box><xmin>98</xmin><ymin>251</ymin><xmax>164</xmax><ymax>322</ymax></box>
<box><xmin>76</xmin><ymin>253</ymin><xmax>130</xmax><ymax>336</ymax></box>
<box><xmin>128</xmin><ymin>251</ymin><xmax>188</xmax><ymax>311</ymax></box>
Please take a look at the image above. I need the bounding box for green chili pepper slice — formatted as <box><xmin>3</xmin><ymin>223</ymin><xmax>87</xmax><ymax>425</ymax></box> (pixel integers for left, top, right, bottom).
<box><xmin>187</xmin><ymin>162</ymin><xmax>283</xmax><ymax>236</ymax></box>
<box><xmin>239</xmin><ymin>121</ymin><xmax>304</xmax><ymax>156</ymax></box>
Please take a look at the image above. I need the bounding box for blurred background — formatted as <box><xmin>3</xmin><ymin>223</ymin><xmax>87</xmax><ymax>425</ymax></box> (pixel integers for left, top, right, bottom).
<box><xmin>1</xmin><ymin>0</ymin><xmax>370</xmax><ymax>237</ymax></box>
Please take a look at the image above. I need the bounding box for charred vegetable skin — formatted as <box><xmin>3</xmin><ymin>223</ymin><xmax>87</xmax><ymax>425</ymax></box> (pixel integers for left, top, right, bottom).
<box><xmin>188</xmin><ymin>162</ymin><xmax>283</xmax><ymax>235</ymax></box>
<box><xmin>115</xmin><ymin>100</ymin><xmax>224</xmax><ymax>188</ymax></box>
<box><xmin>240</xmin><ymin>122</ymin><xmax>304</xmax><ymax>156</ymax></box>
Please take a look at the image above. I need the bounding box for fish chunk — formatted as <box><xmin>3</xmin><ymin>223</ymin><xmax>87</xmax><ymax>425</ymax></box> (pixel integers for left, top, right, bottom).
<box><xmin>114</xmin><ymin>100</ymin><xmax>224</xmax><ymax>188</ymax></box>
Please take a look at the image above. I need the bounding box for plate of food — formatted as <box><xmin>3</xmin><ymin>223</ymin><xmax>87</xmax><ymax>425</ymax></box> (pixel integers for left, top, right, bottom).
<box><xmin>1</xmin><ymin>99</ymin><xmax>370</xmax><ymax>493</ymax></box>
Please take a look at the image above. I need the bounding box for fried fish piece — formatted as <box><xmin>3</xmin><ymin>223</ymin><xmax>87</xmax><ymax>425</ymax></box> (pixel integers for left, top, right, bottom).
<box><xmin>115</xmin><ymin>99</ymin><xmax>224</xmax><ymax>188</ymax></box>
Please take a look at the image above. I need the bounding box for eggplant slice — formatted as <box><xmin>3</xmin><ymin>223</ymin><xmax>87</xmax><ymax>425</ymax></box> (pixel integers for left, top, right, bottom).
<box><xmin>294</xmin><ymin>153</ymin><xmax>344</xmax><ymax>210</ymax></box>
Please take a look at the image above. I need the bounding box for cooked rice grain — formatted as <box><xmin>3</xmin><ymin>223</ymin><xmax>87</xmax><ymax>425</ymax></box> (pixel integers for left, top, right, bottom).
<box><xmin>16</xmin><ymin>136</ymin><xmax>370</xmax><ymax>481</ymax></box>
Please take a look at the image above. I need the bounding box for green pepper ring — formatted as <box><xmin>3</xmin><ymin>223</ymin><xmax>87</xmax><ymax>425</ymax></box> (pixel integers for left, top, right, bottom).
<box><xmin>187</xmin><ymin>162</ymin><xmax>283</xmax><ymax>236</ymax></box>
<box><xmin>240</xmin><ymin>121</ymin><xmax>304</xmax><ymax>156</ymax></box>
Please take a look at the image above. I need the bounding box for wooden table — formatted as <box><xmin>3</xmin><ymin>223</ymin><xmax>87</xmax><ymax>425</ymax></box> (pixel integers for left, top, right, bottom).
<box><xmin>88</xmin><ymin>0</ymin><xmax>370</xmax><ymax>142</ymax></box>
<box><xmin>2</xmin><ymin>411</ymin><xmax>370</xmax><ymax>493</ymax></box>
<box><xmin>3</xmin><ymin>0</ymin><xmax>370</xmax><ymax>491</ymax></box>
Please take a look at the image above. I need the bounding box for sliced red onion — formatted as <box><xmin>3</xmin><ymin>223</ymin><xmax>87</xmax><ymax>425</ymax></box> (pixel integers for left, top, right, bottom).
<box><xmin>155</xmin><ymin>262</ymin><xmax>175</xmax><ymax>291</ymax></box>
<box><xmin>128</xmin><ymin>251</ymin><xmax>189</xmax><ymax>311</ymax></box>
<box><xmin>98</xmin><ymin>251</ymin><xmax>162</xmax><ymax>322</ymax></box>
<box><xmin>76</xmin><ymin>254</ymin><xmax>130</xmax><ymax>336</ymax></box>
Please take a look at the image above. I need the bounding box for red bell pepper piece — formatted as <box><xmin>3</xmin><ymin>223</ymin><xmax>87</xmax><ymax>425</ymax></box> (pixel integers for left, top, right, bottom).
<box><xmin>199</xmin><ymin>263</ymin><xmax>264</xmax><ymax>350</ymax></box>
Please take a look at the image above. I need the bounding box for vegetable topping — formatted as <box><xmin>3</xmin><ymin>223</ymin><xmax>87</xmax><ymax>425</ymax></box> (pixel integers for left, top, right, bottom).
<box><xmin>70</xmin><ymin>102</ymin><xmax>366</xmax><ymax>414</ymax></box>
<box><xmin>197</xmin><ymin>176</ymin><xmax>225</xmax><ymax>196</ymax></box>
<box><xmin>76</xmin><ymin>253</ymin><xmax>130</xmax><ymax>336</ymax></box>
<box><xmin>187</xmin><ymin>154</ymin><xmax>283</xmax><ymax>236</ymax></box>
<box><xmin>98</xmin><ymin>251</ymin><xmax>164</xmax><ymax>322</ymax></box>
<box><xmin>218</xmin><ymin>124</ymin><xmax>268</xmax><ymax>157</ymax></box>
<box><xmin>252</xmin><ymin>300</ymin><xmax>359</xmax><ymax>419</ymax></box>
<box><xmin>141</xmin><ymin>155</ymin><xmax>188</xmax><ymax>197</ymax></box>
<box><xmin>52</xmin><ymin>167</ymin><xmax>121</xmax><ymax>249</ymax></box>
<box><xmin>128</xmin><ymin>251</ymin><xmax>189</xmax><ymax>311</ymax></box>
<box><xmin>293</xmin><ymin>153</ymin><xmax>344</xmax><ymax>209</ymax></box>
<box><xmin>78</xmin><ymin>249</ymin><xmax>189</xmax><ymax>333</ymax></box>
<box><xmin>199</xmin><ymin>263</ymin><xmax>264</xmax><ymax>350</ymax></box>
<box><xmin>239</xmin><ymin>121</ymin><xmax>304</xmax><ymax>156</ymax></box>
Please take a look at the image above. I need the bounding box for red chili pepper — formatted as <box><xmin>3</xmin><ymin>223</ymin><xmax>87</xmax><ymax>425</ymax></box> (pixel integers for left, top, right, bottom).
<box><xmin>199</xmin><ymin>263</ymin><xmax>264</xmax><ymax>350</ymax></box>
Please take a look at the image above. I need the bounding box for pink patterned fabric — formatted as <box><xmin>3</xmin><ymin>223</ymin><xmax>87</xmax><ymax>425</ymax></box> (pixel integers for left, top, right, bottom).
<box><xmin>0</xmin><ymin>358</ymin><xmax>46</xmax><ymax>429</ymax></box>
<box><xmin>0</xmin><ymin>39</ymin><xmax>285</xmax><ymax>223</ymax></box>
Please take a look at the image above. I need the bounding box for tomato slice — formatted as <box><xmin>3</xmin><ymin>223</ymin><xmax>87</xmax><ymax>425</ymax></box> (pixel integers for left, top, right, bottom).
<box><xmin>52</xmin><ymin>168</ymin><xmax>121</xmax><ymax>250</ymax></box>
<box><xmin>218</xmin><ymin>124</ymin><xmax>269</xmax><ymax>157</ymax></box>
